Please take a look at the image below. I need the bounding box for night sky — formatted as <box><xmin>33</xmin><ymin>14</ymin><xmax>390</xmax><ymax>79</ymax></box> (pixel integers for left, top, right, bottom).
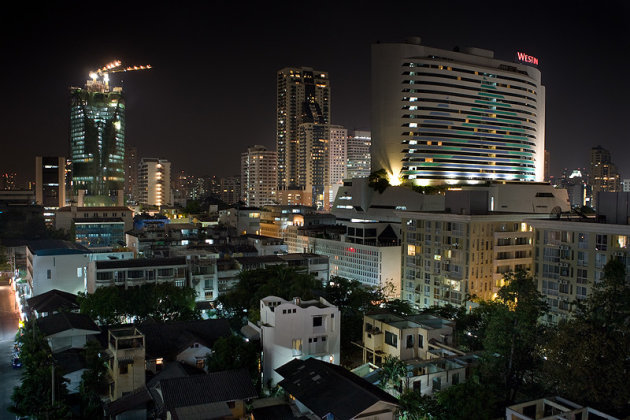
<box><xmin>1</xmin><ymin>1</ymin><xmax>628</xmax><ymax>186</ymax></box>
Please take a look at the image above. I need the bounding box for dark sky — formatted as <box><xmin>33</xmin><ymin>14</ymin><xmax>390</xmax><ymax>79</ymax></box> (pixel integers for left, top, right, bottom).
<box><xmin>1</xmin><ymin>1</ymin><xmax>629</xmax><ymax>185</ymax></box>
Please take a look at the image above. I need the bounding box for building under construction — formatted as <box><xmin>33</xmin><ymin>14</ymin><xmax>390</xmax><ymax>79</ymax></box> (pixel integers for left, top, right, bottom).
<box><xmin>69</xmin><ymin>61</ymin><xmax>150</xmax><ymax>203</ymax></box>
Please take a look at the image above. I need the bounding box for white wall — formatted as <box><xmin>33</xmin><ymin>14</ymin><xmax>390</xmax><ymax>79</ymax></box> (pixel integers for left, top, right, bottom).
<box><xmin>260</xmin><ymin>296</ymin><xmax>340</xmax><ymax>387</ymax></box>
<box><xmin>32</xmin><ymin>252</ymin><xmax>90</xmax><ymax>296</ymax></box>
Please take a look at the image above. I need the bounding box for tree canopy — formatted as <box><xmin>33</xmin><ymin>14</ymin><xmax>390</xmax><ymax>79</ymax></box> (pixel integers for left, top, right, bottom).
<box><xmin>78</xmin><ymin>283</ymin><xmax>200</xmax><ymax>325</ymax></box>
<box><xmin>218</xmin><ymin>265</ymin><xmax>324</xmax><ymax>323</ymax></box>
<box><xmin>10</xmin><ymin>321</ymin><xmax>70</xmax><ymax>419</ymax></box>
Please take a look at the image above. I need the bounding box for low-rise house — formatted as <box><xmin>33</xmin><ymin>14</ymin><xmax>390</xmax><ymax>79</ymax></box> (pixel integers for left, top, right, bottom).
<box><xmin>153</xmin><ymin>369</ymin><xmax>258</xmax><ymax>419</ymax></box>
<box><xmin>276</xmin><ymin>358</ymin><xmax>399</xmax><ymax>419</ymax></box>
<box><xmin>26</xmin><ymin>288</ymin><xmax>79</xmax><ymax>318</ymax></box>
<box><xmin>36</xmin><ymin>312</ymin><xmax>101</xmax><ymax>394</ymax></box>
<box><xmin>361</xmin><ymin>312</ymin><xmax>454</xmax><ymax>364</ymax></box>
<box><xmin>37</xmin><ymin>312</ymin><xmax>101</xmax><ymax>353</ymax></box>
<box><xmin>506</xmin><ymin>396</ymin><xmax>619</xmax><ymax>420</ymax></box>
<box><xmin>260</xmin><ymin>296</ymin><xmax>340</xmax><ymax>387</ymax></box>
<box><xmin>138</xmin><ymin>319</ymin><xmax>231</xmax><ymax>372</ymax></box>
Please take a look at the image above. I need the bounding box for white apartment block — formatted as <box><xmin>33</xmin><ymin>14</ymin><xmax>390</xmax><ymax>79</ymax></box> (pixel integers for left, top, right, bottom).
<box><xmin>260</xmin><ymin>296</ymin><xmax>340</xmax><ymax>387</ymax></box>
<box><xmin>290</xmin><ymin>233</ymin><xmax>401</xmax><ymax>295</ymax></box>
<box><xmin>138</xmin><ymin>158</ymin><xmax>171</xmax><ymax>207</ymax></box>
<box><xmin>241</xmin><ymin>145</ymin><xmax>277</xmax><ymax>207</ymax></box>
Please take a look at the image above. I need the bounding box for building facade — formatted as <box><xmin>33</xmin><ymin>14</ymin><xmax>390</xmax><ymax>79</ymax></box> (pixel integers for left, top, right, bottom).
<box><xmin>590</xmin><ymin>145</ymin><xmax>620</xmax><ymax>198</ymax></box>
<box><xmin>347</xmin><ymin>130</ymin><xmax>372</xmax><ymax>179</ymax></box>
<box><xmin>277</xmin><ymin>67</ymin><xmax>330</xmax><ymax>190</ymax></box>
<box><xmin>124</xmin><ymin>144</ymin><xmax>138</xmax><ymax>203</ymax></box>
<box><xmin>298</xmin><ymin>123</ymin><xmax>330</xmax><ymax>209</ymax></box>
<box><xmin>529</xmin><ymin>218</ymin><xmax>630</xmax><ymax>324</ymax></box>
<box><xmin>260</xmin><ymin>296</ymin><xmax>340</xmax><ymax>387</ymax></box>
<box><xmin>69</xmin><ymin>80</ymin><xmax>125</xmax><ymax>199</ymax></box>
<box><xmin>241</xmin><ymin>145</ymin><xmax>277</xmax><ymax>207</ymax></box>
<box><xmin>372</xmin><ymin>38</ymin><xmax>545</xmax><ymax>186</ymax></box>
<box><xmin>138</xmin><ymin>158</ymin><xmax>171</xmax><ymax>207</ymax></box>
<box><xmin>35</xmin><ymin>156</ymin><xmax>66</xmax><ymax>225</ymax></box>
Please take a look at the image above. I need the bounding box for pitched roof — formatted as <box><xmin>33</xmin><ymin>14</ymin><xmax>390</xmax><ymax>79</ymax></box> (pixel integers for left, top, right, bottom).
<box><xmin>159</xmin><ymin>369</ymin><xmax>257</xmax><ymax>411</ymax></box>
<box><xmin>36</xmin><ymin>312</ymin><xmax>100</xmax><ymax>336</ymax></box>
<box><xmin>27</xmin><ymin>289</ymin><xmax>79</xmax><ymax>314</ymax></box>
<box><xmin>137</xmin><ymin>319</ymin><xmax>231</xmax><ymax>360</ymax></box>
<box><xmin>276</xmin><ymin>358</ymin><xmax>399</xmax><ymax>419</ymax></box>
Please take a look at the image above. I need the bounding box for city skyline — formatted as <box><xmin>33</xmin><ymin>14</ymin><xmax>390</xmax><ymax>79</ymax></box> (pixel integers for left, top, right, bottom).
<box><xmin>1</xmin><ymin>1</ymin><xmax>628</xmax><ymax>186</ymax></box>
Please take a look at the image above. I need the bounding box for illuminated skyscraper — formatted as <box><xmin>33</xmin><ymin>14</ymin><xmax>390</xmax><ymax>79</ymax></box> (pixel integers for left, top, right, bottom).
<box><xmin>277</xmin><ymin>67</ymin><xmax>330</xmax><ymax>190</ymax></box>
<box><xmin>69</xmin><ymin>79</ymin><xmax>125</xmax><ymax>199</ymax></box>
<box><xmin>372</xmin><ymin>37</ymin><xmax>545</xmax><ymax>186</ymax></box>
<box><xmin>241</xmin><ymin>145</ymin><xmax>277</xmax><ymax>207</ymax></box>
<box><xmin>590</xmin><ymin>145</ymin><xmax>620</xmax><ymax>196</ymax></box>
<box><xmin>347</xmin><ymin>130</ymin><xmax>371</xmax><ymax>179</ymax></box>
<box><xmin>138</xmin><ymin>158</ymin><xmax>171</xmax><ymax>207</ymax></box>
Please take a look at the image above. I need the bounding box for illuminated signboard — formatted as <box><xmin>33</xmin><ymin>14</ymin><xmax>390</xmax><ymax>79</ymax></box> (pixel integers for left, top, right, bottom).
<box><xmin>516</xmin><ymin>51</ymin><xmax>539</xmax><ymax>66</ymax></box>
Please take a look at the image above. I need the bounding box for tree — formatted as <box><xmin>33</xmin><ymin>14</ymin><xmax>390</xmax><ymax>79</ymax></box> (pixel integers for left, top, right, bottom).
<box><xmin>218</xmin><ymin>265</ymin><xmax>324</xmax><ymax>324</ymax></box>
<box><xmin>398</xmin><ymin>390</ymin><xmax>444</xmax><ymax>420</ymax></box>
<box><xmin>10</xmin><ymin>321</ymin><xmax>70</xmax><ymax>419</ymax></box>
<box><xmin>480</xmin><ymin>270</ymin><xmax>548</xmax><ymax>404</ymax></box>
<box><xmin>80</xmin><ymin>340</ymin><xmax>109</xmax><ymax>419</ymax></box>
<box><xmin>78</xmin><ymin>283</ymin><xmax>200</xmax><ymax>325</ymax></box>
<box><xmin>436</xmin><ymin>379</ymin><xmax>497</xmax><ymax>419</ymax></box>
<box><xmin>205</xmin><ymin>335</ymin><xmax>260</xmax><ymax>388</ymax></box>
<box><xmin>542</xmin><ymin>259</ymin><xmax>630</xmax><ymax>414</ymax></box>
<box><xmin>378</xmin><ymin>355</ymin><xmax>407</xmax><ymax>393</ymax></box>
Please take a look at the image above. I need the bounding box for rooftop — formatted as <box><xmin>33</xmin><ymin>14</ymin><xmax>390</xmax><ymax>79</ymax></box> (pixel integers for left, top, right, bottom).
<box><xmin>276</xmin><ymin>358</ymin><xmax>398</xmax><ymax>419</ymax></box>
<box><xmin>95</xmin><ymin>256</ymin><xmax>186</xmax><ymax>269</ymax></box>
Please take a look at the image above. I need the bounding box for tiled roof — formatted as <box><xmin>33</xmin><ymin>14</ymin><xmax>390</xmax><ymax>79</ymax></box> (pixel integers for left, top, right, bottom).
<box><xmin>137</xmin><ymin>319</ymin><xmax>231</xmax><ymax>360</ymax></box>
<box><xmin>159</xmin><ymin>369</ymin><xmax>257</xmax><ymax>411</ymax></box>
<box><xmin>276</xmin><ymin>358</ymin><xmax>399</xmax><ymax>419</ymax></box>
<box><xmin>27</xmin><ymin>289</ymin><xmax>78</xmax><ymax>314</ymax></box>
<box><xmin>37</xmin><ymin>312</ymin><xmax>100</xmax><ymax>336</ymax></box>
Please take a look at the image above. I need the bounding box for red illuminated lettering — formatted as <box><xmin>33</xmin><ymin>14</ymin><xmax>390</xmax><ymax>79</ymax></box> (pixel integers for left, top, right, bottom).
<box><xmin>517</xmin><ymin>51</ymin><xmax>538</xmax><ymax>65</ymax></box>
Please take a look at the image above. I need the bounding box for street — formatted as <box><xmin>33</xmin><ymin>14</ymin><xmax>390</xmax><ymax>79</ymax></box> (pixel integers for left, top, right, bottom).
<box><xmin>0</xmin><ymin>281</ymin><xmax>21</xmax><ymax>420</ymax></box>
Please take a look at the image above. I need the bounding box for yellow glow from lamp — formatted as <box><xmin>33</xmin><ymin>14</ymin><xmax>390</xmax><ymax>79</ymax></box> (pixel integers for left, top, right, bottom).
<box><xmin>387</xmin><ymin>170</ymin><xmax>402</xmax><ymax>186</ymax></box>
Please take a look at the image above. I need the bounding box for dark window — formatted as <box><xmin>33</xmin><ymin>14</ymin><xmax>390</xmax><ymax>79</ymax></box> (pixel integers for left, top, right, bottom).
<box><xmin>119</xmin><ymin>364</ymin><xmax>128</xmax><ymax>374</ymax></box>
<box><xmin>418</xmin><ymin>334</ymin><xmax>424</xmax><ymax>348</ymax></box>
<box><xmin>406</xmin><ymin>335</ymin><xmax>414</xmax><ymax>348</ymax></box>
<box><xmin>313</xmin><ymin>316</ymin><xmax>323</xmax><ymax>327</ymax></box>
<box><xmin>385</xmin><ymin>331</ymin><xmax>398</xmax><ymax>348</ymax></box>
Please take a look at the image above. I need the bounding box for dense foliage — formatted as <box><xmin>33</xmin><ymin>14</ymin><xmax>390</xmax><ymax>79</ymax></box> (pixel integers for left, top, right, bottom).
<box><xmin>217</xmin><ymin>265</ymin><xmax>325</xmax><ymax>323</ymax></box>
<box><xmin>398</xmin><ymin>263</ymin><xmax>630</xmax><ymax>417</ymax></box>
<box><xmin>10</xmin><ymin>321</ymin><xmax>71</xmax><ymax>419</ymax></box>
<box><xmin>78</xmin><ymin>283</ymin><xmax>200</xmax><ymax>324</ymax></box>
<box><xmin>205</xmin><ymin>335</ymin><xmax>260</xmax><ymax>389</ymax></box>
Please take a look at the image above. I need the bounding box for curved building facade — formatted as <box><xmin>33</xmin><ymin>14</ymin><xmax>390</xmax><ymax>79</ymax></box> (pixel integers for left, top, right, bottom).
<box><xmin>372</xmin><ymin>38</ymin><xmax>544</xmax><ymax>186</ymax></box>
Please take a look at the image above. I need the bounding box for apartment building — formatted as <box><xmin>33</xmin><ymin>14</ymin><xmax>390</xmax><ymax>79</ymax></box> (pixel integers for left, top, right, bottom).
<box><xmin>259</xmin><ymin>296</ymin><xmax>340</xmax><ymax>387</ymax></box>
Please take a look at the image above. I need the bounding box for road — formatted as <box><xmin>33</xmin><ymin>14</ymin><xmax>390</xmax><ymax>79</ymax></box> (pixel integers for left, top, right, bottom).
<box><xmin>0</xmin><ymin>281</ymin><xmax>21</xmax><ymax>420</ymax></box>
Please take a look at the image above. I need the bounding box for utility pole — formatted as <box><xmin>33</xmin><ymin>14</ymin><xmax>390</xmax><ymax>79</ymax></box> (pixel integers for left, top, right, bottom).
<box><xmin>51</xmin><ymin>359</ymin><xmax>55</xmax><ymax>405</ymax></box>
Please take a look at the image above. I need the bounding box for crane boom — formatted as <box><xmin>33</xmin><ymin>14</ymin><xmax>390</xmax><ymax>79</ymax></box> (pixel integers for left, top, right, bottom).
<box><xmin>89</xmin><ymin>60</ymin><xmax>152</xmax><ymax>81</ymax></box>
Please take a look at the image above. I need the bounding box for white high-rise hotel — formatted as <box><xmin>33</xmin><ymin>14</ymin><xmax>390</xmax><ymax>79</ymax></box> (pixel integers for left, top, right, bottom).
<box><xmin>372</xmin><ymin>37</ymin><xmax>545</xmax><ymax>186</ymax></box>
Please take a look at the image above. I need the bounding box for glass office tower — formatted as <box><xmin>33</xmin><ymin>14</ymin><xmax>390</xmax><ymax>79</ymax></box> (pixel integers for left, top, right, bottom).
<box><xmin>69</xmin><ymin>80</ymin><xmax>125</xmax><ymax>199</ymax></box>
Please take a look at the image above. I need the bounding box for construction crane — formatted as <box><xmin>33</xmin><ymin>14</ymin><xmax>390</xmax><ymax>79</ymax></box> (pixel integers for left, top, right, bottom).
<box><xmin>89</xmin><ymin>60</ymin><xmax>152</xmax><ymax>84</ymax></box>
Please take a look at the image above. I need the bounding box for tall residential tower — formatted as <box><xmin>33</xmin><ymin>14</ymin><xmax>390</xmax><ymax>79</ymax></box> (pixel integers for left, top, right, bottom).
<box><xmin>372</xmin><ymin>38</ymin><xmax>545</xmax><ymax>186</ymax></box>
<box><xmin>277</xmin><ymin>67</ymin><xmax>330</xmax><ymax>190</ymax></box>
